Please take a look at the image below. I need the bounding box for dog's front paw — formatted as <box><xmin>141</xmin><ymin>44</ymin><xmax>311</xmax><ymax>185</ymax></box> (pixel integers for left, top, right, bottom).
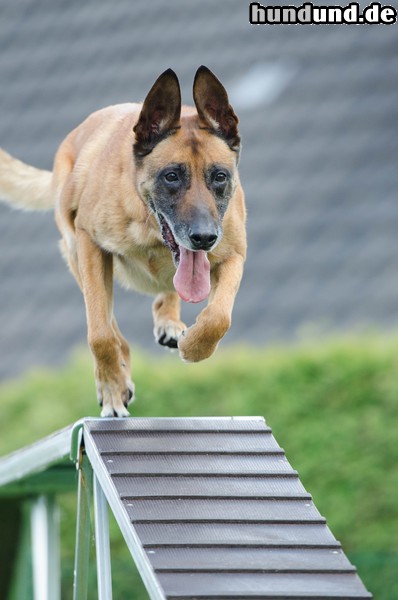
<box><xmin>96</xmin><ymin>370</ymin><xmax>135</xmax><ymax>418</ymax></box>
<box><xmin>154</xmin><ymin>319</ymin><xmax>187</xmax><ymax>350</ymax></box>
<box><xmin>178</xmin><ymin>326</ymin><xmax>219</xmax><ymax>363</ymax></box>
<box><xmin>178</xmin><ymin>310</ymin><xmax>231</xmax><ymax>363</ymax></box>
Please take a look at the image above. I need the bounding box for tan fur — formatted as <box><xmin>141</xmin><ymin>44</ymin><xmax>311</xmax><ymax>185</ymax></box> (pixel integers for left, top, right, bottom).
<box><xmin>0</xmin><ymin>148</ymin><xmax>52</xmax><ymax>210</ymax></box>
<box><xmin>0</xmin><ymin>69</ymin><xmax>246</xmax><ymax>417</ymax></box>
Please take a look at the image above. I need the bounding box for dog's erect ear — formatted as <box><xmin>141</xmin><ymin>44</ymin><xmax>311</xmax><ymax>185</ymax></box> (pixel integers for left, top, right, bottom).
<box><xmin>193</xmin><ymin>66</ymin><xmax>240</xmax><ymax>153</ymax></box>
<box><xmin>133</xmin><ymin>69</ymin><xmax>181</xmax><ymax>157</ymax></box>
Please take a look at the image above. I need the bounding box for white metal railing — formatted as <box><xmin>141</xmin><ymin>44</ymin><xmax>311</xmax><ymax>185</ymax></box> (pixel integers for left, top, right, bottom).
<box><xmin>31</xmin><ymin>495</ymin><xmax>60</xmax><ymax>600</ymax></box>
<box><xmin>0</xmin><ymin>419</ymin><xmax>165</xmax><ymax>600</ymax></box>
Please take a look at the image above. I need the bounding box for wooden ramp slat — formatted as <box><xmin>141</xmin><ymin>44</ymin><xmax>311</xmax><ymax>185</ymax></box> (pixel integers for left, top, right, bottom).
<box><xmin>102</xmin><ymin>453</ymin><xmax>294</xmax><ymax>475</ymax></box>
<box><xmin>91</xmin><ymin>430</ymin><xmax>282</xmax><ymax>454</ymax></box>
<box><xmin>113</xmin><ymin>474</ymin><xmax>308</xmax><ymax>499</ymax></box>
<box><xmin>148</xmin><ymin>547</ymin><xmax>354</xmax><ymax>572</ymax></box>
<box><xmin>158</xmin><ymin>572</ymin><xmax>371</xmax><ymax>599</ymax></box>
<box><xmin>88</xmin><ymin>417</ymin><xmax>269</xmax><ymax>432</ymax></box>
<box><xmin>122</xmin><ymin>498</ymin><xmax>323</xmax><ymax>523</ymax></box>
<box><xmin>84</xmin><ymin>417</ymin><xmax>372</xmax><ymax>599</ymax></box>
<box><xmin>136</xmin><ymin>522</ymin><xmax>341</xmax><ymax>548</ymax></box>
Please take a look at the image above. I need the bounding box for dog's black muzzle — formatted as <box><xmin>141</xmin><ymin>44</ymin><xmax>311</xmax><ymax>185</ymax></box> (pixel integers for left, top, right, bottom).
<box><xmin>188</xmin><ymin>226</ymin><xmax>218</xmax><ymax>251</ymax></box>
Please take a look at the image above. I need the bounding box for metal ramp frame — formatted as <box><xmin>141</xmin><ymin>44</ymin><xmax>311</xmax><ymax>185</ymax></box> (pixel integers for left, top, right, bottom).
<box><xmin>0</xmin><ymin>417</ymin><xmax>372</xmax><ymax>599</ymax></box>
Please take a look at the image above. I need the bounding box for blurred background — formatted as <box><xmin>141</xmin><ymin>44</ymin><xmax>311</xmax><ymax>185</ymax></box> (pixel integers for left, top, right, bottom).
<box><xmin>0</xmin><ymin>0</ymin><xmax>397</xmax><ymax>378</ymax></box>
<box><xmin>0</xmin><ymin>1</ymin><xmax>397</xmax><ymax>599</ymax></box>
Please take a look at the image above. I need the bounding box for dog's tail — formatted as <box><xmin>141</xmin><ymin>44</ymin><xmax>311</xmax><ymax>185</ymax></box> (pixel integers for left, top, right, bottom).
<box><xmin>0</xmin><ymin>148</ymin><xmax>53</xmax><ymax>211</ymax></box>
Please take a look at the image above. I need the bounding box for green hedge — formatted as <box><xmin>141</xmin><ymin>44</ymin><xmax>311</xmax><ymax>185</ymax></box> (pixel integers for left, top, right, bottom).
<box><xmin>1</xmin><ymin>334</ymin><xmax>397</xmax><ymax>598</ymax></box>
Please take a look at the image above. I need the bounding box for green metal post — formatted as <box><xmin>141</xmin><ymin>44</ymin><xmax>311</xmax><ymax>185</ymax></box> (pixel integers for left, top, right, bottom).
<box><xmin>73</xmin><ymin>456</ymin><xmax>93</xmax><ymax>600</ymax></box>
<box><xmin>8</xmin><ymin>501</ymin><xmax>34</xmax><ymax>600</ymax></box>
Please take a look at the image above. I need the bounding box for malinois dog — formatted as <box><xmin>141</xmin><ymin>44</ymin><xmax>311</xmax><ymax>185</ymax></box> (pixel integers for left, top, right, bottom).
<box><xmin>0</xmin><ymin>66</ymin><xmax>246</xmax><ymax>416</ymax></box>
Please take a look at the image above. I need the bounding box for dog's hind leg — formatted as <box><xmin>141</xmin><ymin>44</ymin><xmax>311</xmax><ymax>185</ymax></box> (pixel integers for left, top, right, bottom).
<box><xmin>112</xmin><ymin>316</ymin><xmax>135</xmax><ymax>400</ymax></box>
<box><xmin>62</xmin><ymin>232</ymin><xmax>134</xmax><ymax>411</ymax></box>
<box><xmin>76</xmin><ymin>227</ymin><xmax>132</xmax><ymax>417</ymax></box>
<box><xmin>152</xmin><ymin>292</ymin><xmax>187</xmax><ymax>350</ymax></box>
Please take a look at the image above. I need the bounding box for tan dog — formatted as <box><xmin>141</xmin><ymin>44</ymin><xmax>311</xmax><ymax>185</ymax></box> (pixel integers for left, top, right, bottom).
<box><xmin>0</xmin><ymin>66</ymin><xmax>246</xmax><ymax>416</ymax></box>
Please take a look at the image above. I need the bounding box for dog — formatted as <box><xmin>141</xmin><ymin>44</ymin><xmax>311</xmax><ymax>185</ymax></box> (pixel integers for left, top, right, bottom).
<box><xmin>0</xmin><ymin>66</ymin><xmax>246</xmax><ymax>417</ymax></box>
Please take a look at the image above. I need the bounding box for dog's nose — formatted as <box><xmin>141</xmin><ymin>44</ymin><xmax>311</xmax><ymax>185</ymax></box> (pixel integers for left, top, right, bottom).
<box><xmin>189</xmin><ymin>229</ymin><xmax>218</xmax><ymax>251</ymax></box>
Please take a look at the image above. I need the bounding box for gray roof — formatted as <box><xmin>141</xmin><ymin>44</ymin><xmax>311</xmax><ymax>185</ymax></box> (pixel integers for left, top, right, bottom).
<box><xmin>1</xmin><ymin>0</ymin><xmax>398</xmax><ymax>378</ymax></box>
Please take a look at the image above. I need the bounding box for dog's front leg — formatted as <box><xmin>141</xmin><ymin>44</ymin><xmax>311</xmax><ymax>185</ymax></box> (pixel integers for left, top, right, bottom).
<box><xmin>178</xmin><ymin>252</ymin><xmax>244</xmax><ymax>363</ymax></box>
<box><xmin>152</xmin><ymin>292</ymin><xmax>187</xmax><ymax>349</ymax></box>
<box><xmin>76</xmin><ymin>227</ymin><xmax>131</xmax><ymax>417</ymax></box>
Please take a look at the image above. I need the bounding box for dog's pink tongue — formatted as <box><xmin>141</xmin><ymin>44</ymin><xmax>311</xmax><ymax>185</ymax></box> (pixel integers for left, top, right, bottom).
<box><xmin>173</xmin><ymin>247</ymin><xmax>210</xmax><ymax>303</ymax></box>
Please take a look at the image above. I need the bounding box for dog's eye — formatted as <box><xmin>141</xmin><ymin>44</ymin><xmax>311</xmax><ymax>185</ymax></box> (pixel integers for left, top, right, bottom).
<box><xmin>164</xmin><ymin>171</ymin><xmax>179</xmax><ymax>183</ymax></box>
<box><xmin>214</xmin><ymin>171</ymin><xmax>227</xmax><ymax>183</ymax></box>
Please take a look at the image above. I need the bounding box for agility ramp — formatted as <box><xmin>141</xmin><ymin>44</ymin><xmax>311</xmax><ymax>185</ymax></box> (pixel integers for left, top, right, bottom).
<box><xmin>0</xmin><ymin>417</ymin><xmax>372</xmax><ymax>599</ymax></box>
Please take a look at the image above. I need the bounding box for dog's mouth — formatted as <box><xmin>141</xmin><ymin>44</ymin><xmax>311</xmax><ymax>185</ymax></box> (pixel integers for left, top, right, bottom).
<box><xmin>157</xmin><ymin>213</ymin><xmax>211</xmax><ymax>304</ymax></box>
<box><xmin>159</xmin><ymin>213</ymin><xmax>180</xmax><ymax>265</ymax></box>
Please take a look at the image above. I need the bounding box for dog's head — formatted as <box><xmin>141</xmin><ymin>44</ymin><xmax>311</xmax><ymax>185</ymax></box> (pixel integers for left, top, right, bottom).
<box><xmin>133</xmin><ymin>66</ymin><xmax>240</xmax><ymax>303</ymax></box>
